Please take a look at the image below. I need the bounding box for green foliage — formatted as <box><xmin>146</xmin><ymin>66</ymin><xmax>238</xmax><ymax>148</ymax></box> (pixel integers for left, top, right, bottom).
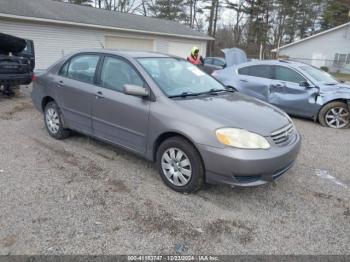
<box><xmin>322</xmin><ymin>0</ymin><xmax>350</xmax><ymax>29</ymax></box>
<box><xmin>320</xmin><ymin>66</ymin><xmax>329</xmax><ymax>72</ymax></box>
<box><xmin>148</xmin><ymin>0</ymin><xmax>187</xmax><ymax>22</ymax></box>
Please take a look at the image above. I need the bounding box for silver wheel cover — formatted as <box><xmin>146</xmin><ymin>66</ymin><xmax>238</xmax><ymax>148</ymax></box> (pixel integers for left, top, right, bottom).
<box><xmin>161</xmin><ymin>147</ymin><xmax>192</xmax><ymax>187</ymax></box>
<box><xmin>45</xmin><ymin>107</ymin><xmax>60</xmax><ymax>134</ymax></box>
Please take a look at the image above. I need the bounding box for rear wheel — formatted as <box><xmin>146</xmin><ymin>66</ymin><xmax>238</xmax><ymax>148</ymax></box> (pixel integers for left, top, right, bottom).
<box><xmin>44</xmin><ymin>101</ymin><xmax>70</xmax><ymax>139</ymax></box>
<box><xmin>156</xmin><ymin>137</ymin><xmax>204</xmax><ymax>193</ymax></box>
<box><xmin>318</xmin><ymin>101</ymin><xmax>350</xmax><ymax>128</ymax></box>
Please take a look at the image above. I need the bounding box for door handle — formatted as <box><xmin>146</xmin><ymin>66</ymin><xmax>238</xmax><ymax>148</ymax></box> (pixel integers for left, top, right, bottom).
<box><xmin>271</xmin><ymin>83</ymin><xmax>283</xmax><ymax>88</ymax></box>
<box><xmin>96</xmin><ymin>91</ymin><xmax>104</xmax><ymax>99</ymax></box>
<box><xmin>56</xmin><ymin>80</ymin><xmax>64</xmax><ymax>87</ymax></box>
<box><xmin>239</xmin><ymin>79</ymin><xmax>248</xmax><ymax>82</ymax></box>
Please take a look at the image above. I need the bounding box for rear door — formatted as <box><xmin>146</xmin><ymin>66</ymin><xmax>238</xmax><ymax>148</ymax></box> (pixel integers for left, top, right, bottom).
<box><xmin>236</xmin><ymin>65</ymin><xmax>273</xmax><ymax>101</ymax></box>
<box><xmin>269</xmin><ymin>65</ymin><xmax>317</xmax><ymax>117</ymax></box>
<box><xmin>92</xmin><ymin>55</ymin><xmax>150</xmax><ymax>155</ymax></box>
<box><xmin>55</xmin><ymin>53</ymin><xmax>101</xmax><ymax>134</ymax></box>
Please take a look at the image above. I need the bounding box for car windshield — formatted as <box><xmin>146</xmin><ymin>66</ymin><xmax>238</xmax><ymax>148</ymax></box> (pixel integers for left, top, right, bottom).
<box><xmin>137</xmin><ymin>57</ymin><xmax>225</xmax><ymax>97</ymax></box>
<box><xmin>300</xmin><ymin>65</ymin><xmax>338</xmax><ymax>85</ymax></box>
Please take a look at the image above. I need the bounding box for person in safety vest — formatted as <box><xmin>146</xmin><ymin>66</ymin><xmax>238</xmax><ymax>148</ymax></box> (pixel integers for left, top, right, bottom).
<box><xmin>187</xmin><ymin>47</ymin><xmax>204</xmax><ymax>65</ymax></box>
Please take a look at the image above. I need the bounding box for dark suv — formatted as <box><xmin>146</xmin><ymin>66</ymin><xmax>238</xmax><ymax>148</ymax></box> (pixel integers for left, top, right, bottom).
<box><xmin>0</xmin><ymin>33</ymin><xmax>35</xmax><ymax>95</ymax></box>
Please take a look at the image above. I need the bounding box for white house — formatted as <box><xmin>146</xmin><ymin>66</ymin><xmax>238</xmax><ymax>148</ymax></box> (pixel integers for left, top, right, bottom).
<box><xmin>273</xmin><ymin>22</ymin><xmax>350</xmax><ymax>74</ymax></box>
<box><xmin>0</xmin><ymin>0</ymin><xmax>212</xmax><ymax>69</ymax></box>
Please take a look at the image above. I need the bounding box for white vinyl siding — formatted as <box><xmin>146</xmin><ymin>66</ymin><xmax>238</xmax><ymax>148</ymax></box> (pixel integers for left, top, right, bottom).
<box><xmin>278</xmin><ymin>24</ymin><xmax>350</xmax><ymax>73</ymax></box>
<box><xmin>0</xmin><ymin>18</ymin><xmax>208</xmax><ymax>69</ymax></box>
<box><xmin>105</xmin><ymin>36</ymin><xmax>154</xmax><ymax>51</ymax></box>
<box><xmin>168</xmin><ymin>40</ymin><xmax>206</xmax><ymax>59</ymax></box>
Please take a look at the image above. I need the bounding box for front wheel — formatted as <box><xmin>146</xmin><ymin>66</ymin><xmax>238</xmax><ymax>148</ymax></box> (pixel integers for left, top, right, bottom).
<box><xmin>318</xmin><ymin>101</ymin><xmax>350</xmax><ymax>129</ymax></box>
<box><xmin>156</xmin><ymin>137</ymin><xmax>204</xmax><ymax>193</ymax></box>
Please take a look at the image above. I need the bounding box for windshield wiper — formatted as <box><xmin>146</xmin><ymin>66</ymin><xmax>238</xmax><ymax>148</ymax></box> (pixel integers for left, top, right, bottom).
<box><xmin>168</xmin><ymin>92</ymin><xmax>202</xmax><ymax>98</ymax></box>
<box><xmin>169</xmin><ymin>88</ymin><xmax>234</xmax><ymax>98</ymax></box>
<box><xmin>200</xmin><ymin>88</ymin><xmax>235</xmax><ymax>95</ymax></box>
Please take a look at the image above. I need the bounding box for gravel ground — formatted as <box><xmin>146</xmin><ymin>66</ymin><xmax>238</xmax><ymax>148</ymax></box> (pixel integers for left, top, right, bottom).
<box><xmin>0</xmin><ymin>87</ymin><xmax>349</xmax><ymax>255</ymax></box>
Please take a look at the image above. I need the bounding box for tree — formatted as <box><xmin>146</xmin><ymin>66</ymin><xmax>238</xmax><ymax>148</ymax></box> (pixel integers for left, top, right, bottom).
<box><xmin>226</xmin><ymin>0</ymin><xmax>246</xmax><ymax>46</ymax></box>
<box><xmin>203</xmin><ymin>0</ymin><xmax>222</xmax><ymax>55</ymax></box>
<box><xmin>148</xmin><ymin>0</ymin><xmax>187</xmax><ymax>21</ymax></box>
<box><xmin>322</xmin><ymin>0</ymin><xmax>350</xmax><ymax>29</ymax></box>
<box><xmin>185</xmin><ymin>0</ymin><xmax>202</xmax><ymax>29</ymax></box>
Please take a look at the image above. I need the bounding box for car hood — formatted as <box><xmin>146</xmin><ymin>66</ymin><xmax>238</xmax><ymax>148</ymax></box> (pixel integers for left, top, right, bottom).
<box><xmin>175</xmin><ymin>92</ymin><xmax>291</xmax><ymax>136</ymax></box>
<box><xmin>319</xmin><ymin>83</ymin><xmax>350</xmax><ymax>94</ymax></box>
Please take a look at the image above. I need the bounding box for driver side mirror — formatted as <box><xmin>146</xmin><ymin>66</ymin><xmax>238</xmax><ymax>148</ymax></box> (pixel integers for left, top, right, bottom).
<box><xmin>299</xmin><ymin>81</ymin><xmax>310</xmax><ymax>88</ymax></box>
<box><xmin>123</xmin><ymin>84</ymin><xmax>149</xmax><ymax>97</ymax></box>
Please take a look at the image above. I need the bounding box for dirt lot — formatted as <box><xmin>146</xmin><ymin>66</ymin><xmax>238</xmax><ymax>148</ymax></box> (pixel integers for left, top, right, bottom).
<box><xmin>0</xmin><ymin>87</ymin><xmax>349</xmax><ymax>255</ymax></box>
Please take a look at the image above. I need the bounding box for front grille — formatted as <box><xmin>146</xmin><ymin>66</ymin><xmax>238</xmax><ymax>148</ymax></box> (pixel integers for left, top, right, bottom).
<box><xmin>233</xmin><ymin>175</ymin><xmax>261</xmax><ymax>184</ymax></box>
<box><xmin>270</xmin><ymin>123</ymin><xmax>295</xmax><ymax>146</ymax></box>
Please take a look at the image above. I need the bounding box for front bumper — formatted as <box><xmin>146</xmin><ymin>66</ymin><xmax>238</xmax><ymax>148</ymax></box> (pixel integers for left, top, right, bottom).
<box><xmin>197</xmin><ymin>132</ymin><xmax>301</xmax><ymax>187</ymax></box>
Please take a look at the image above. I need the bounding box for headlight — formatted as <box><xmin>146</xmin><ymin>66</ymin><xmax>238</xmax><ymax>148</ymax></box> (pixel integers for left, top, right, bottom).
<box><xmin>216</xmin><ymin>128</ymin><xmax>270</xmax><ymax>149</ymax></box>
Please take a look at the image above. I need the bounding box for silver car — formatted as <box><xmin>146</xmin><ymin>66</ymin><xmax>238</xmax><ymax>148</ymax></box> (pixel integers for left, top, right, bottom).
<box><xmin>31</xmin><ymin>49</ymin><xmax>301</xmax><ymax>193</ymax></box>
<box><xmin>213</xmin><ymin>59</ymin><xmax>350</xmax><ymax>129</ymax></box>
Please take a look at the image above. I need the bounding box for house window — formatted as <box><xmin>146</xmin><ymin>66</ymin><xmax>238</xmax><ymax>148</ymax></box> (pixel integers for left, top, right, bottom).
<box><xmin>334</xmin><ymin>53</ymin><xmax>339</xmax><ymax>65</ymax></box>
<box><xmin>339</xmin><ymin>54</ymin><xmax>347</xmax><ymax>65</ymax></box>
<box><xmin>346</xmin><ymin>54</ymin><xmax>350</xmax><ymax>64</ymax></box>
<box><xmin>334</xmin><ymin>53</ymin><xmax>348</xmax><ymax>66</ymax></box>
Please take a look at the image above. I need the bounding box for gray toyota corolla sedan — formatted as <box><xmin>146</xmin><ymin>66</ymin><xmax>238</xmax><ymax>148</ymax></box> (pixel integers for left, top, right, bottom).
<box><xmin>31</xmin><ymin>49</ymin><xmax>301</xmax><ymax>193</ymax></box>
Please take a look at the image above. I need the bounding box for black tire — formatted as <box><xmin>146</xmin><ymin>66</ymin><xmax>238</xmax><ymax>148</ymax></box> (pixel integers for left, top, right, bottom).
<box><xmin>156</xmin><ymin>136</ymin><xmax>204</xmax><ymax>193</ymax></box>
<box><xmin>44</xmin><ymin>101</ymin><xmax>70</xmax><ymax>139</ymax></box>
<box><xmin>318</xmin><ymin>101</ymin><xmax>350</xmax><ymax>129</ymax></box>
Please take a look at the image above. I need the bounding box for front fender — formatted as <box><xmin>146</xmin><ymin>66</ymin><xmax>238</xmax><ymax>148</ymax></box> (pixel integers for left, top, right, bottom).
<box><xmin>315</xmin><ymin>93</ymin><xmax>350</xmax><ymax>120</ymax></box>
<box><xmin>317</xmin><ymin>92</ymin><xmax>350</xmax><ymax>106</ymax></box>
<box><xmin>145</xmin><ymin>100</ymin><xmax>224</xmax><ymax>161</ymax></box>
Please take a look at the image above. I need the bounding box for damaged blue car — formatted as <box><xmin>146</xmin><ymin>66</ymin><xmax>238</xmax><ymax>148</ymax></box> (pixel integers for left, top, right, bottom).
<box><xmin>213</xmin><ymin>49</ymin><xmax>350</xmax><ymax>129</ymax></box>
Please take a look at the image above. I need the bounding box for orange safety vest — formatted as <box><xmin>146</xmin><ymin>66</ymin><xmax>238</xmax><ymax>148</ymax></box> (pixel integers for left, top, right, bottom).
<box><xmin>187</xmin><ymin>55</ymin><xmax>202</xmax><ymax>65</ymax></box>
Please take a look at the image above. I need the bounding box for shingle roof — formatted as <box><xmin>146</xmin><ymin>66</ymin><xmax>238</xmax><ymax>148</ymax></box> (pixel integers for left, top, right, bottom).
<box><xmin>0</xmin><ymin>0</ymin><xmax>212</xmax><ymax>40</ymax></box>
<box><xmin>272</xmin><ymin>22</ymin><xmax>350</xmax><ymax>52</ymax></box>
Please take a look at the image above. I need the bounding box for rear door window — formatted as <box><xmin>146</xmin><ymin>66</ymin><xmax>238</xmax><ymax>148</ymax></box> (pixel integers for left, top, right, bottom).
<box><xmin>238</xmin><ymin>65</ymin><xmax>272</xmax><ymax>79</ymax></box>
<box><xmin>273</xmin><ymin>66</ymin><xmax>306</xmax><ymax>83</ymax></box>
<box><xmin>66</xmin><ymin>54</ymin><xmax>100</xmax><ymax>84</ymax></box>
<box><xmin>238</xmin><ymin>66</ymin><xmax>249</xmax><ymax>75</ymax></box>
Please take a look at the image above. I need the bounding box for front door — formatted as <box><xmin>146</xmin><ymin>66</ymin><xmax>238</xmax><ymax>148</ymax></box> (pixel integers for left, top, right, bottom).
<box><xmin>92</xmin><ymin>55</ymin><xmax>150</xmax><ymax>155</ymax></box>
<box><xmin>269</xmin><ymin>65</ymin><xmax>319</xmax><ymax>117</ymax></box>
<box><xmin>56</xmin><ymin>54</ymin><xmax>100</xmax><ymax>134</ymax></box>
<box><xmin>237</xmin><ymin>65</ymin><xmax>273</xmax><ymax>101</ymax></box>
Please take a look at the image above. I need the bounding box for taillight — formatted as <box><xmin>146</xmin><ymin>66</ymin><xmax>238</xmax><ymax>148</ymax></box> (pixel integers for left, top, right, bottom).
<box><xmin>212</xmin><ymin>70</ymin><xmax>218</xmax><ymax>77</ymax></box>
<box><xmin>32</xmin><ymin>73</ymin><xmax>37</xmax><ymax>82</ymax></box>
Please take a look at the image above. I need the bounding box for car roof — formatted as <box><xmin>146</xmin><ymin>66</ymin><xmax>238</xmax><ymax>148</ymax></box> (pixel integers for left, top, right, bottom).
<box><xmin>70</xmin><ymin>48</ymin><xmax>175</xmax><ymax>59</ymax></box>
<box><xmin>206</xmin><ymin>57</ymin><xmax>225</xmax><ymax>60</ymax></box>
<box><xmin>237</xmin><ymin>59</ymin><xmax>309</xmax><ymax>68</ymax></box>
